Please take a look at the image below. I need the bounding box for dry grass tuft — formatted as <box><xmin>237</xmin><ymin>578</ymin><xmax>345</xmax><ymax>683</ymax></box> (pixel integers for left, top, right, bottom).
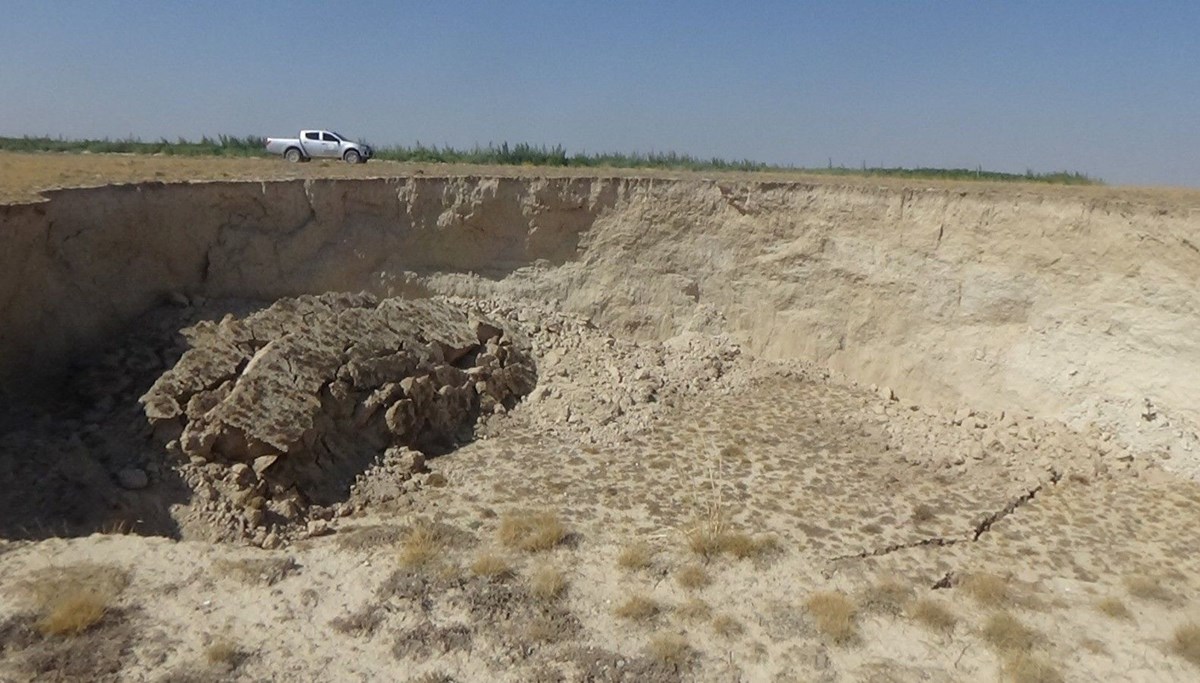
<box><xmin>36</xmin><ymin>591</ymin><xmax>110</xmax><ymax>637</ymax></box>
<box><xmin>646</xmin><ymin>631</ymin><xmax>690</xmax><ymax>666</ymax></box>
<box><xmin>398</xmin><ymin>522</ymin><xmax>445</xmax><ymax>569</ymax></box>
<box><xmin>675</xmin><ymin>564</ymin><xmax>711</xmax><ymax>590</ymax></box>
<box><xmin>862</xmin><ymin>577</ymin><xmax>914</xmax><ymax>616</ymax></box>
<box><xmin>684</xmin><ymin>526</ymin><xmax>776</xmax><ymax>561</ymax></box>
<box><xmin>726</xmin><ymin>532</ymin><xmax>779</xmax><ymax>559</ymax></box>
<box><xmin>676</xmin><ymin>598</ymin><xmax>712</xmax><ymax>623</ymax></box>
<box><xmin>469</xmin><ymin>552</ymin><xmax>513</xmax><ymax>581</ymax></box>
<box><xmin>498</xmin><ymin>510</ymin><xmax>568</xmax><ymax>552</ymax></box>
<box><xmin>960</xmin><ymin>572</ymin><xmax>1013</xmax><ymax>607</ymax></box>
<box><xmin>615</xmin><ymin>594</ymin><xmax>662</xmax><ymax>621</ymax></box>
<box><xmin>711</xmin><ymin>613</ymin><xmax>744</xmax><ymax>638</ymax></box>
<box><xmin>1124</xmin><ymin>574</ymin><xmax>1173</xmax><ymax>602</ymax></box>
<box><xmin>982</xmin><ymin>612</ymin><xmax>1037</xmax><ymax>652</ymax></box>
<box><xmin>806</xmin><ymin>591</ymin><xmax>858</xmax><ymax>645</ymax></box>
<box><xmin>617</xmin><ymin>542</ymin><xmax>654</xmax><ymax>570</ymax></box>
<box><xmin>529</xmin><ymin>564</ymin><xmax>567</xmax><ymax>601</ymax></box>
<box><xmin>17</xmin><ymin>563</ymin><xmax>130</xmax><ymax>611</ymax></box>
<box><xmin>204</xmin><ymin>636</ymin><xmax>245</xmax><ymax>669</ymax></box>
<box><xmin>21</xmin><ymin>563</ymin><xmax>131</xmax><ymax>638</ymax></box>
<box><xmin>215</xmin><ymin>556</ymin><xmax>299</xmax><ymax>586</ymax></box>
<box><xmin>1003</xmin><ymin>653</ymin><xmax>1063</xmax><ymax>683</ymax></box>
<box><xmin>1172</xmin><ymin>622</ymin><xmax>1200</xmax><ymax>668</ymax></box>
<box><xmin>908</xmin><ymin>598</ymin><xmax>957</xmax><ymax>634</ymax></box>
<box><xmin>1095</xmin><ymin>596</ymin><xmax>1132</xmax><ymax>620</ymax></box>
<box><xmin>684</xmin><ymin>524</ymin><xmax>727</xmax><ymax>559</ymax></box>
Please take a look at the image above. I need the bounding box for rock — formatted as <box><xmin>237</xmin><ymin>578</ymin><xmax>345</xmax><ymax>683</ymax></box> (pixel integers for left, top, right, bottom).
<box><xmin>252</xmin><ymin>454</ymin><xmax>278</xmax><ymax>475</ymax></box>
<box><xmin>138</xmin><ymin>294</ymin><xmax>537</xmax><ymax>511</ymax></box>
<box><xmin>116</xmin><ymin>467</ymin><xmax>149</xmax><ymax>490</ymax></box>
<box><xmin>306</xmin><ymin>519</ymin><xmax>331</xmax><ymax>537</ymax></box>
<box><xmin>246</xmin><ymin>508</ymin><xmax>264</xmax><ymax>527</ymax></box>
<box><xmin>474</xmin><ymin>320</ymin><xmax>504</xmax><ymax>343</ymax></box>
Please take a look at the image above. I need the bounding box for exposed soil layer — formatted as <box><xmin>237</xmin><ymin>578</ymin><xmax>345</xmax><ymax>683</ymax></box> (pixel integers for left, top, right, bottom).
<box><xmin>3</xmin><ymin>175</ymin><xmax>1197</xmax><ymax>474</ymax></box>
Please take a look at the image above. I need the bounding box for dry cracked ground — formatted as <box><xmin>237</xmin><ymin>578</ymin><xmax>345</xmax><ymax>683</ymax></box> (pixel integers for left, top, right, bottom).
<box><xmin>1</xmin><ymin>161</ymin><xmax>1199</xmax><ymax>682</ymax></box>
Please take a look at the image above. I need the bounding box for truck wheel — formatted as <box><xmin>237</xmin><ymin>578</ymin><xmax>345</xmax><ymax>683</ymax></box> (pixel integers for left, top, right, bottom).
<box><xmin>343</xmin><ymin>150</ymin><xmax>361</xmax><ymax>165</ymax></box>
<box><xmin>284</xmin><ymin>147</ymin><xmax>303</xmax><ymax>163</ymax></box>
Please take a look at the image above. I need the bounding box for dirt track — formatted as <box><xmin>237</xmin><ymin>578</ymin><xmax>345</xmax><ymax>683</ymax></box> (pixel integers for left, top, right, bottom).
<box><xmin>1</xmin><ymin>154</ymin><xmax>1199</xmax><ymax>681</ymax></box>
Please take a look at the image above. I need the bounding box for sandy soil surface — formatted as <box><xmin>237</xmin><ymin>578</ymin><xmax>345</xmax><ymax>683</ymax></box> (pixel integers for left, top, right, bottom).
<box><xmin>1</xmin><ymin>156</ymin><xmax>1199</xmax><ymax>682</ymax></box>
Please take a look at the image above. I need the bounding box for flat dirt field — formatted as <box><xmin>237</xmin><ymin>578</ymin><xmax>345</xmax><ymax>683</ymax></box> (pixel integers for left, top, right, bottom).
<box><xmin>2</xmin><ymin>152</ymin><xmax>1200</xmax><ymax>682</ymax></box>
<box><xmin>6</xmin><ymin>150</ymin><xmax>1200</xmax><ymax>206</ymax></box>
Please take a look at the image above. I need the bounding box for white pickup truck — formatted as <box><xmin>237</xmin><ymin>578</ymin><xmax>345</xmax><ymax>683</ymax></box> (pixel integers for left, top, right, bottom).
<box><xmin>264</xmin><ymin>130</ymin><xmax>373</xmax><ymax>164</ymax></box>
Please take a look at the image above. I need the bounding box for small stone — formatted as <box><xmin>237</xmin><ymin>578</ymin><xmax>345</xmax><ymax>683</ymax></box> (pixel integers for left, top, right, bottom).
<box><xmin>116</xmin><ymin>468</ymin><xmax>149</xmax><ymax>490</ymax></box>
<box><xmin>307</xmin><ymin>520</ymin><xmax>331</xmax><ymax>537</ymax></box>
<box><xmin>246</xmin><ymin>508</ymin><xmax>264</xmax><ymax>527</ymax></box>
<box><xmin>262</xmin><ymin>532</ymin><xmax>281</xmax><ymax>549</ymax></box>
<box><xmin>252</xmin><ymin>454</ymin><xmax>278</xmax><ymax>475</ymax></box>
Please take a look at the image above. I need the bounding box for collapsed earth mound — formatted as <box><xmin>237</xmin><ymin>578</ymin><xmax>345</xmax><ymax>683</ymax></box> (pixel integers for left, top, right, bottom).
<box><xmin>138</xmin><ymin>293</ymin><xmax>536</xmax><ymax>539</ymax></box>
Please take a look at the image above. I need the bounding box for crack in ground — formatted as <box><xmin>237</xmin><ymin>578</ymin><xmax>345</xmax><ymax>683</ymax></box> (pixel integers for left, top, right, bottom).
<box><xmin>830</xmin><ymin>469</ymin><xmax>1062</xmax><ymax>564</ymax></box>
<box><xmin>970</xmin><ymin>468</ymin><xmax>1061</xmax><ymax>541</ymax></box>
<box><xmin>830</xmin><ymin>536</ymin><xmax>961</xmax><ymax>562</ymax></box>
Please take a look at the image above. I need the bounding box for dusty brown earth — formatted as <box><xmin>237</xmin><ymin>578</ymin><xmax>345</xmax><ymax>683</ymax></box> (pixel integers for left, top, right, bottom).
<box><xmin>1</xmin><ymin>153</ymin><xmax>1199</xmax><ymax>682</ymax></box>
<box><xmin>5</xmin><ymin>150</ymin><xmax>1200</xmax><ymax>206</ymax></box>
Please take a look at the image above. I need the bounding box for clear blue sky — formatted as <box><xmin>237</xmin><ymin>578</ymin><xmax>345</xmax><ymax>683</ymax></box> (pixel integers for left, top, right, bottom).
<box><xmin>3</xmin><ymin>1</ymin><xmax>1198</xmax><ymax>186</ymax></box>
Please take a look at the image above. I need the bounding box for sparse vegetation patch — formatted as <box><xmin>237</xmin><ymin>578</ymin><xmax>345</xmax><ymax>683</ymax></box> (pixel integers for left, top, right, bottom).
<box><xmin>36</xmin><ymin>590</ymin><xmax>110</xmax><ymax>637</ymax></box>
<box><xmin>617</xmin><ymin>541</ymin><xmax>654</xmax><ymax>570</ymax></box>
<box><xmin>647</xmin><ymin>631</ymin><xmax>691</xmax><ymax>666</ymax></box>
<box><xmin>1095</xmin><ymin>596</ymin><xmax>1132</xmax><ymax>620</ymax></box>
<box><xmin>470</xmin><ymin>552</ymin><xmax>514</xmax><ymax>580</ymax></box>
<box><xmin>676</xmin><ymin>564</ymin><xmax>711</xmax><ymax>590</ymax></box>
<box><xmin>204</xmin><ymin>635</ymin><xmax>246</xmax><ymax>670</ymax></box>
<box><xmin>498</xmin><ymin>510</ymin><xmax>569</xmax><ymax>552</ymax></box>
<box><xmin>960</xmin><ymin>572</ymin><xmax>1014</xmax><ymax>607</ymax></box>
<box><xmin>1003</xmin><ymin>653</ymin><xmax>1064</xmax><ymax>683</ymax></box>
<box><xmin>982</xmin><ymin>612</ymin><xmax>1038</xmax><ymax>653</ymax></box>
<box><xmin>215</xmin><ymin>556</ymin><xmax>299</xmax><ymax>586</ymax></box>
<box><xmin>806</xmin><ymin>591</ymin><xmax>859</xmax><ymax>645</ymax></box>
<box><xmin>615</xmin><ymin>594</ymin><xmax>662</xmax><ymax>621</ymax></box>
<box><xmin>909</xmin><ymin>598</ymin><xmax>958</xmax><ymax>633</ymax></box>
<box><xmin>529</xmin><ymin>564</ymin><xmax>568</xmax><ymax>601</ymax></box>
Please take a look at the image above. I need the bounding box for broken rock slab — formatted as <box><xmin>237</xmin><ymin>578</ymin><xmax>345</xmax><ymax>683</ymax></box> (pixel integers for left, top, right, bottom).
<box><xmin>140</xmin><ymin>293</ymin><xmax>536</xmax><ymax>513</ymax></box>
